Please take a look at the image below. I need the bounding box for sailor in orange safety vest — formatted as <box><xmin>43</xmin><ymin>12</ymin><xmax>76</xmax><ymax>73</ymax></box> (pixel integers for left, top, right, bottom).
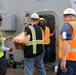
<box><xmin>56</xmin><ymin>8</ymin><xmax>76</xmax><ymax>75</ymax></box>
<box><xmin>39</xmin><ymin>17</ymin><xmax>55</xmax><ymax>62</ymax></box>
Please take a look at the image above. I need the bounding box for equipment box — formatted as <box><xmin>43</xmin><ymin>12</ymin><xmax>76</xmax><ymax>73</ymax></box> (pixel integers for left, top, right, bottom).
<box><xmin>13</xmin><ymin>31</ymin><xmax>25</xmax><ymax>50</ymax></box>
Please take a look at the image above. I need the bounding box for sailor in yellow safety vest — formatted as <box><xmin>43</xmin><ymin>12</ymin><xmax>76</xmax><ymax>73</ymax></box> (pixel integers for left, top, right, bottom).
<box><xmin>14</xmin><ymin>13</ymin><xmax>46</xmax><ymax>75</ymax></box>
<box><xmin>0</xmin><ymin>14</ymin><xmax>13</xmax><ymax>75</ymax></box>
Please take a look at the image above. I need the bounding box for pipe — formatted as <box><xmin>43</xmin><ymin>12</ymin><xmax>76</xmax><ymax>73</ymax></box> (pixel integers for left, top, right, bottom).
<box><xmin>0</xmin><ymin>10</ymin><xmax>6</xmax><ymax>15</ymax></box>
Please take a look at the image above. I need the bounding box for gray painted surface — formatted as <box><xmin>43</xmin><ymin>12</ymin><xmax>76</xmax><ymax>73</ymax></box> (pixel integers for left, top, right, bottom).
<box><xmin>0</xmin><ymin>0</ymin><xmax>72</xmax><ymax>62</ymax></box>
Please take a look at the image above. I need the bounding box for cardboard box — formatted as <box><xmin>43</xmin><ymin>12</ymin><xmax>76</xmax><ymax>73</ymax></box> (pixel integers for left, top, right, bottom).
<box><xmin>13</xmin><ymin>31</ymin><xmax>25</xmax><ymax>50</ymax></box>
<box><xmin>14</xmin><ymin>42</ymin><xmax>25</xmax><ymax>50</ymax></box>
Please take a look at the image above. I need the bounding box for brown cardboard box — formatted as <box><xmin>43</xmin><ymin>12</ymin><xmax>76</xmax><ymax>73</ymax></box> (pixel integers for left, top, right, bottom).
<box><xmin>13</xmin><ymin>31</ymin><xmax>25</xmax><ymax>50</ymax></box>
<box><xmin>14</xmin><ymin>42</ymin><xmax>24</xmax><ymax>50</ymax></box>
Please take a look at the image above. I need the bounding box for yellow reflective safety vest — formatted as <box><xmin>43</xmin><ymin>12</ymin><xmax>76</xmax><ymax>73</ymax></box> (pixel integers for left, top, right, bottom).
<box><xmin>0</xmin><ymin>32</ymin><xmax>4</xmax><ymax>58</ymax></box>
<box><xmin>26</xmin><ymin>26</ymin><xmax>44</xmax><ymax>54</ymax></box>
<box><xmin>59</xmin><ymin>21</ymin><xmax>76</xmax><ymax>61</ymax></box>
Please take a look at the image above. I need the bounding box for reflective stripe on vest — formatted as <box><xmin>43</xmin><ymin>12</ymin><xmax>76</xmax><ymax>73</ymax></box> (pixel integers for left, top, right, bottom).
<box><xmin>59</xmin><ymin>46</ymin><xmax>76</xmax><ymax>52</ymax></box>
<box><xmin>26</xmin><ymin>26</ymin><xmax>44</xmax><ymax>54</ymax></box>
<box><xmin>59</xmin><ymin>21</ymin><xmax>76</xmax><ymax>61</ymax></box>
<box><xmin>72</xmin><ymin>36</ymin><xmax>76</xmax><ymax>39</ymax></box>
<box><xmin>0</xmin><ymin>33</ymin><xmax>4</xmax><ymax>58</ymax></box>
<box><xmin>44</xmin><ymin>36</ymin><xmax>49</xmax><ymax>39</ymax></box>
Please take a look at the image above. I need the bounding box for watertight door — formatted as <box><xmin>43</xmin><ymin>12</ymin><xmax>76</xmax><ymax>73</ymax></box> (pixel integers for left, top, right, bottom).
<box><xmin>21</xmin><ymin>11</ymin><xmax>31</xmax><ymax>30</ymax></box>
<box><xmin>38</xmin><ymin>11</ymin><xmax>58</xmax><ymax>66</ymax></box>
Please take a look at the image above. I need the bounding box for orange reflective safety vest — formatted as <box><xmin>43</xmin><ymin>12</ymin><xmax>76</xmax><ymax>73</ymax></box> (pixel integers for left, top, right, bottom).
<box><xmin>44</xmin><ymin>26</ymin><xmax>50</xmax><ymax>44</ymax></box>
<box><xmin>59</xmin><ymin>21</ymin><xmax>76</xmax><ymax>61</ymax></box>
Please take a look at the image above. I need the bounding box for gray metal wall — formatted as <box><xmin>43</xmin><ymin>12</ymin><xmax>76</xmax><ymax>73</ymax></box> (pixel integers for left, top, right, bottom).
<box><xmin>0</xmin><ymin>0</ymin><xmax>71</xmax><ymax>62</ymax></box>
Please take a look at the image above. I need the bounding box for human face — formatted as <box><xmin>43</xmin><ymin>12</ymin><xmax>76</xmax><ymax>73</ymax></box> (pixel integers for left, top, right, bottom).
<box><xmin>63</xmin><ymin>15</ymin><xmax>71</xmax><ymax>24</ymax></box>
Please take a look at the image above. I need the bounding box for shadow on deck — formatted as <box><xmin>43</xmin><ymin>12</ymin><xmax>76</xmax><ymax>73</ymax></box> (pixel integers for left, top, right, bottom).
<box><xmin>6</xmin><ymin>67</ymin><xmax>56</xmax><ymax>75</ymax></box>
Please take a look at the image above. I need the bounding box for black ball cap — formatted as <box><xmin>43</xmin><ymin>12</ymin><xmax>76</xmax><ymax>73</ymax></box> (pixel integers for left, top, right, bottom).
<box><xmin>0</xmin><ymin>14</ymin><xmax>3</xmax><ymax>20</ymax></box>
